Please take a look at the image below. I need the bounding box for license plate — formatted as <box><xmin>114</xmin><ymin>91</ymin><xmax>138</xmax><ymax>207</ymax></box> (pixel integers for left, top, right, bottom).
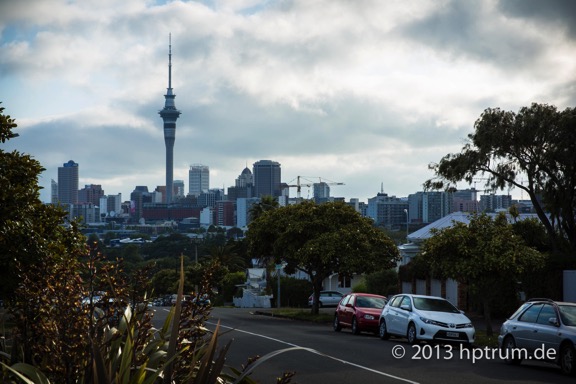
<box><xmin>446</xmin><ymin>332</ymin><xmax>459</xmax><ymax>338</ymax></box>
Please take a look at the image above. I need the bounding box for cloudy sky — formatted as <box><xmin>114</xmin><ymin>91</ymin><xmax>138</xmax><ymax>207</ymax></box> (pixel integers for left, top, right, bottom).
<box><xmin>2</xmin><ymin>0</ymin><xmax>575</xmax><ymax>203</ymax></box>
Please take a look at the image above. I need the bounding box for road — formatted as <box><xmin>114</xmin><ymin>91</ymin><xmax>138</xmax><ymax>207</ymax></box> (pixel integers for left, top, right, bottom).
<box><xmin>150</xmin><ymin>307</ymin><xmax>572</xmax><ymax>384</ymax></box>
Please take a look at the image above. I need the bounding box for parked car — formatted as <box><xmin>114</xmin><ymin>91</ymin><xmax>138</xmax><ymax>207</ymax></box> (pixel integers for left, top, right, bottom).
<box><xmin>333</xmin><ymin>293</ymin><xmax>387</xmax><ymax>335</ymax></box>
<box><xmin>497</xmin><ymin>298</ymin><xmax>576</xmax><ymax>375</ymax></box>
<box><xmin>379</xmin><ymin>294</ymin><xmax>475</xmax><ymax>345</ymax></box>
<box><xmin>308</xmin><ymin>290</ymin><xmax>344</xmax><ymax>307</ymax></box>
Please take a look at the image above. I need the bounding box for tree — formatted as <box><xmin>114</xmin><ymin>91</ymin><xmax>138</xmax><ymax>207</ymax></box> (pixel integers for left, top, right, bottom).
<box><xmin>207</xmin><ymin>243</ymin><xmax>246</xmax><ymax>272</ymax></box>
<box><xmin>425</xmin><ymin>103</ymin><xmax>576</xmax><ymax>258</ymax></box>
<box><xmin>247</xmin><ymin>201</ymin><xmax>400</xmax><ymax>314</ymax></box>
<box><xmin>0</xmin><ymin>103</ymin><xmax>70</xmax><ymax>300</ymax></box>
<box><xmin>420</xmin><ymin>212</ymin><xmax>546</xmax><ymax>336</ymax></box>
<box><xmin>249</xmin><ymin>195</ymin><xmax>279</xmax><ymax>222</ymax></box>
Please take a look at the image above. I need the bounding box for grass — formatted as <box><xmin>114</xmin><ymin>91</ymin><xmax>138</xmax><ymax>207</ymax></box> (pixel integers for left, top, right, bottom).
<box><xmin>474</xmin><ymin>330</ymin><xmax>499</xmax><ymax>348</ymax></box>
<box><xmin>266</xmin><ymin>308</ymin><xmax>334</xmax><ymax>323</ymax></box>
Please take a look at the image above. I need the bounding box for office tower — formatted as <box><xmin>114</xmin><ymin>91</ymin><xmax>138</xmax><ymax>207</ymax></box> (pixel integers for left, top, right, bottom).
<box><xmin>174</xmin><ymin>179</ymin><xmax>185</xmax><ymax>199</ymax></box>
<box><xmin>78</xmin><ymin>184</ymin><xmax>104</xmax><ymax>205</ymax></box>
<box><xmin>130</xmin><ymin>186</ymin><xmax>152</xmax><ymax>221</ymax></box>
<box><xmin>313</xmin><ymin>182</ymin><xmax>330</xmax><ymax>199</ymax></box>
<box><xmin>51</xmin><ymin>179</ymin><xmax>58</xmax><ymax>204</ymax></box>
<box><xmin>57</xmin><ymin>160</ymin><xmax>79</xmax><ymax>204</ymax></box>
<box><xmin>189</xmin><ymin>164</ymin><xmax>209</xmax><ymax>197</ymax></box>
<box><xmin>253</xmin><ymin>160</ymin><xmax>281</xmax><ymax>197</ymax></box>
<box><xmin>228</xmin><ymin>166</ymin><xmax>254</xmax><ymax>201</ymax></box>
<box><xmin>159</xmin><ymin>34</ymin><xmax>181</xmax><ymax>204</ymax></box>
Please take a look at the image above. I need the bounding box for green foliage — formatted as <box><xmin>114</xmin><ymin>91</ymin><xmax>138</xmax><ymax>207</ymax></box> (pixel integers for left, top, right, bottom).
<box><xmin>247</xmin><ymin>201</ymin><xmax>400</xmax><ymax>314</ymax></box>
<box><xmin>420</xmin><ymin>212</ymin><xmax>546</xmax><ymax>335</ymax></box>
<box><xmin>351</xmin><ymin>279</ymin><xmax>367</xmax><ymax>293</ymax></box>
<box><xmin>217</xmin><ymin>271</ymin><xmax>247</xmax><ymax>304</ymax></box>
<box><xmin>268</xmin><ymin>276</ymin><xmax>313</xmax><ymax>308</ymax></box>
<box><xmin>425</xmin><ymin>103</ymin><xmax>576</xmax><ymax>257</ymax></box>
<box><xmin>364</xmin><ymin>269</ymin><xmax>399</xmax><ymax>297</ymax></box>
<box><xmin>0</xmin><ymin>103</ymin><xmax>70</xmax><ymax>300</ymax></box>
<box><xmin>140</xmin><ymin>233</ymin><xmax>193</xmax><ymax>261</ymax></box>
<box><xmin>0</xmin><ymin>104</ymin><xmax>295</xmax><ymax>383</ymax></box>
<box><xmin>248</xmin><ymin>195</ymin><xmax>279</xmax><ymax>222</ymax></box>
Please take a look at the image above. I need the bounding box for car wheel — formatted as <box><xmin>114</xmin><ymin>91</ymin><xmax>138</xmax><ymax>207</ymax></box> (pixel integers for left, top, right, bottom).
<box><xmin>318</xmin><ymin>301</ymin><xmax>323</xmax><ymax>308</ymax></box>
<box><xmin>379</xmin><ymin>320</ymin><xmax>390</xmax><ymax>340</ymax></box>
<box><xmin>407</xmin><ymin>323</ymin><xmax>418</xmax><ymax>345</ymax></box>
<box><xmin>559</xmin><ymin>343</ymin><xmax>575</xmax><ymax>376</ymax></box>
<box><xmin>352</xmin><ymin>317</ymin><xmax>360</xmax><ymax>335</ymax></box>
<box><xmin>502</xmin><ymin>336</ymin><xmax>522</xmax><ymax>365</ymax></box>
<box><xmin>333</xmin><ymin>315</ymin><xmax>342</xmax><ymax>332</ymax></box>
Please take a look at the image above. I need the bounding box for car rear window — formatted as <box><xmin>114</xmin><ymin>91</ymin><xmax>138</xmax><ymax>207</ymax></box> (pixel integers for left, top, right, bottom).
<box><xmin>355</xmin><ymin>296</ymin><xmax>386</xmax><ymax>309</ymax></box>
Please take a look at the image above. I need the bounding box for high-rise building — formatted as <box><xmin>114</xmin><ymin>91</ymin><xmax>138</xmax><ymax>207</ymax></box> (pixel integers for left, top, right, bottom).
<box><xmin>79</xmin><ymin>184</ymin><xmax>104</xmax><ymax>205</ymax></box>
<box><xmin>51</xmin><ymin>179</ymin><xmax>58</xmax><ymax>204</ymax></box>
<box><xmin>367</xmin><ymin>192</ymin><xmax>408</xmax><ymax>228</ymax></box>
<box><xmin>407</xmin><ymin>191</ymin><xmax>452</xmax><ymax>224</ymax></box>
<box><xmin>313</xmin><ymin>182</ymin><xmax>330</xmax><ymax>199</ymax></box>
<box><xmin>253</xmin><ymin>160</ymin><xmax>281</xmax><ymax>198</ymax></box>
<box><xmin>57</xmin><ymin>160</ymin><xmax>79</xmax><ymax>204</ymax></box>
<box><xmin>159</xmin><ymin>34</ymin><xmax>181</xmax><ymax>204</ymax></box>
<box><xmin>227</xmin><ymin>166</ymin><xmax>254</xmax><ymax>201</ymax></box>
<box><xmin>480</xmin><ymin>194</ymin><xmax>512</xmax><ymax>212</ymax></box>
<box><xmin>189</xmin><ymin>164</ymin><xmax>209</xmax><ymax>197</ymax></box>
<box><xmin>174</xmin><ymin>180</ymin><xmax>185</xmax><ymax>199</ymax></box>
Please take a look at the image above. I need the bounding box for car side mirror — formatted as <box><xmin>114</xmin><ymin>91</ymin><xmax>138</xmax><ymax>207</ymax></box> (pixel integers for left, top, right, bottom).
<box><xmin>548</xmin><ymin>317</ymin><xmax>559</xmax><ymax>327</ymax></box>
<box><xmin>400</xmin><ymin>304</ymin><xmax>411</xmax><ymax>311</ymax></box>
<box><xmin>346</xmin><ymin>303</ymin><xmax>353</xmax><ymax>308</ymax></box>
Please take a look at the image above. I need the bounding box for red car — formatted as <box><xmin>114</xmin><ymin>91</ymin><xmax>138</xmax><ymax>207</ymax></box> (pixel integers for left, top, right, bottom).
<box><xmin>333</xmin><ymin>293</ymin><xmax>387</xmax><ymax>335</ymax></box>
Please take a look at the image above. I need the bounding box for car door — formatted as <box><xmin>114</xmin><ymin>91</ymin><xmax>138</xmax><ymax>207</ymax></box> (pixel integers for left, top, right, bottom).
<box><xmin>342</xmin><ymin>295</ymin><xmax>357</xmax><ymax>326</ymax></box>
<box><xmin>386</xmin><ymin>295</ymin><xmax>406</xmax><ymax>335</ymax></box>
<box><xmin>395</xmin><ymin>296</ymin><xmax>413</xmax><ymax>336</ymax></box>
<box><xmin>512</xmin><ymin>303</ymin><xmax>543</xmax><ymax>350</ymax></box>
<box><xmin>381</xmin><ymin>295</ymin><xmax>398</xmax><ymax>334</ymax></box>
<box><xmin>336</xmin><ymin>294</ymin><xmax>352</xmax><ymax>326</ymax></box>
<box><xmin>530</xmin><ymin>304</ymin><xmax>562</xmax><ymax>354</ymax></box>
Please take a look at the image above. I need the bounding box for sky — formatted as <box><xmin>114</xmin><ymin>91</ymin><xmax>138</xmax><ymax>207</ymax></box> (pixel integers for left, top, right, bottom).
<box><xmin>1</xmin><ymin>0</ymin><xmax>575</xmax><ymax>204</ymax></box>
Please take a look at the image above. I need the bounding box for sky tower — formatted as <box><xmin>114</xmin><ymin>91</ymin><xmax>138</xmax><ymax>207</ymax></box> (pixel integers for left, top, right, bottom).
<box><xmin>159</xmin><ymin>34</ymin><xmax>181</xmax><ymax>204</ymax></box>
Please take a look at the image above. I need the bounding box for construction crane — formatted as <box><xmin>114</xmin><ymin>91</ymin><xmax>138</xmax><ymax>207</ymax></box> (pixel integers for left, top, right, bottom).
<box><xmin>284</xmin><ymin>176</ymin><xmax>345</xmax><ymax>199</ymax></box>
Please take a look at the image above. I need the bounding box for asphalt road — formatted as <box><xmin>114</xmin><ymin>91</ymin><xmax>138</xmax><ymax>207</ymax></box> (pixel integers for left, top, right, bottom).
<box><xmin>150</xmin><ymin>307</ymin><xmax>573</xmax><ymax>384</ymax></box>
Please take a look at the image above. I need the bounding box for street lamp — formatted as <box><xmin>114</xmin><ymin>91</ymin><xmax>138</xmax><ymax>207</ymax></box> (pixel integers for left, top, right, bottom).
<box><xmin>404</xmin><ymin>208</ymin><xmax>409</xmax><ymax>242</ymax></box>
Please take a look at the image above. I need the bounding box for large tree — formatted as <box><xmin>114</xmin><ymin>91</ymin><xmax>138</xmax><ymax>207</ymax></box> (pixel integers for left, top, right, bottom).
<box><xmin>425</xmin><ymin>103</ymin><xmax>576</xmax><ymax>258</ymax></box>
<box><xmin>0</xmin><ymin>103</ymin><xmax>73</xmax><ymax>300</ymax></box>
<box><xmin>247</xmin><ymin>201</ymin><xmax>400</xmax><ymax>314</ymax></box>
<box><xmin>420</xmin><ymin>212</ymin><xmax>546</xmax><ymax>336</ymax></box>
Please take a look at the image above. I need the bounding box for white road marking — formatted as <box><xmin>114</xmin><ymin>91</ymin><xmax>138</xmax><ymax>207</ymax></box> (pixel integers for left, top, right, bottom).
<box><xmin>207</xmin><ymin>320</ymin><xmax>420</xmax><ymax>384</ymax></box>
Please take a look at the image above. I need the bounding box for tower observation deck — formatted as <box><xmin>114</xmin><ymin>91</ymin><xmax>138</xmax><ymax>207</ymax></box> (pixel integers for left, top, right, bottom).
<box><xmin>159</xmin><ymin>34</ymin><xmax>181</xmax><ymax>204</ymax></box>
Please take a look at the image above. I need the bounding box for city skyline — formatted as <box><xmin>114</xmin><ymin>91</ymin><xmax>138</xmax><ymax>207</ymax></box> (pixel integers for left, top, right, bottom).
<box><xmin>2</xmin><ymin>1</ymin><xmax>575</xmax><ymax>204</ymax></box>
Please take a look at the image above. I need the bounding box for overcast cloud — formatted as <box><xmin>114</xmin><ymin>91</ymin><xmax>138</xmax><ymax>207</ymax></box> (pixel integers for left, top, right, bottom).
<box><xmin>1</xmin><ymin>0</ymin><xmax>575</xmax><ymax>203</ymax></box>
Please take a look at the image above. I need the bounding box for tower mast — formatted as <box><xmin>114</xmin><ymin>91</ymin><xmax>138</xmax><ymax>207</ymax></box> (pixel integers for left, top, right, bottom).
<box><xmin>159</xmin><ymin>33</ymin><xmax>181</xmax><ymax>204</ymax></box>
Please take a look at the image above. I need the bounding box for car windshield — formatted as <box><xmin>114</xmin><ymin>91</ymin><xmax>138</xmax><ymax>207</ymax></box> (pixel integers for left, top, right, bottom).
<box><xmin>558</xmin><ymin>305</ymin><xmax>576</xmax><ymax>326</ymax></box>
<box><xmin>355</xmin><ymin>296</ymin><xmax>386</xmax><ymax>309</ymax></box>
<box><xmin>413</xmin><ymin>297</ymin><xmax>460</xmax><ymax>313</ymax></box>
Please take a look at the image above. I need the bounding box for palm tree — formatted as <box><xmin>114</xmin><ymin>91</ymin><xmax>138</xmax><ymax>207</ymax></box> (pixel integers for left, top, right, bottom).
<box><xmin>208</xmin><ymin>244</ymin><xmax>246</xmax><ymax>272</ymax></box>
<box><xmin>249</xmin><ymin>195</ymin><xmax>279</xmax><ymax>222</ymax></box>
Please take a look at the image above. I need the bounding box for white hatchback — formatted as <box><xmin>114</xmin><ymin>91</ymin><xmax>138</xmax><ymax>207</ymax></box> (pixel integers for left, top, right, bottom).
<box><xmin>379</xmin><ymin>294</ymin><xmax>475</xmax><ymax>345</ymax></box>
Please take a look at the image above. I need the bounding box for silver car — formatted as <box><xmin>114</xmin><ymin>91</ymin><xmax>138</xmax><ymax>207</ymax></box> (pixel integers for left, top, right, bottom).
<box><xmin>498</xmin><ymin>298</ymin><xmax>576</xmax><ymax>375</ymax></box>
<box><xmin>308</xmin><ymin>290</ymin><xmax>344</xmax><ymax>307</ymax></box>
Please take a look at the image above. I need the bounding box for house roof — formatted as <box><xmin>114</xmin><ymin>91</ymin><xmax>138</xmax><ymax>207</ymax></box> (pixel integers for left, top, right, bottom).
<box><xmin>407</xmin><ymin>211</ymin><xmax>542</xmax><ymax>243</ymax></box>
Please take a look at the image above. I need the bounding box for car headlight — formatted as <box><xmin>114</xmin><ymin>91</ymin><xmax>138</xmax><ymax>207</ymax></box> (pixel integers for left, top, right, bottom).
<box><xmin>419</xmin><ymin>317</ymin><xmax>445</xmax><ymax>327</ymax></box>
<box><xmin>364</xmin><ymin>314</ymin><xmax>375</xmax><ymax>320</ymax></box>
